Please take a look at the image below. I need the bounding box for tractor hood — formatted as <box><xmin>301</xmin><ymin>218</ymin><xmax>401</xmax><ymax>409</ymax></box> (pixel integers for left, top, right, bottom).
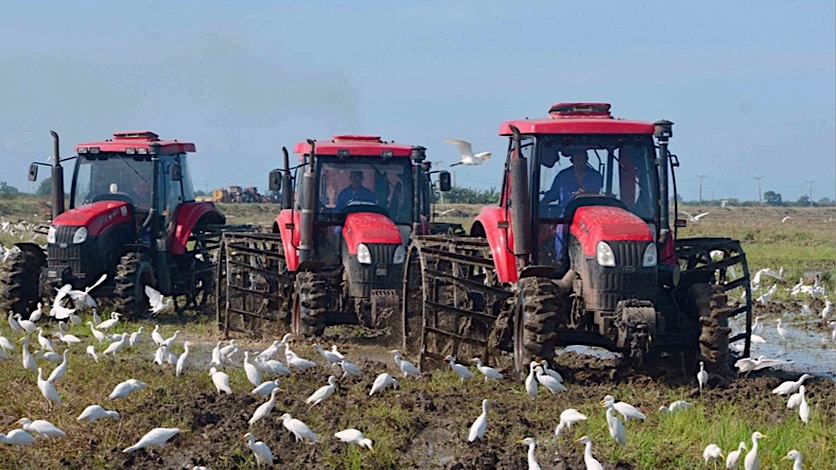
<box><xmin>342</xmin><ymin>212</ymin><xmax>402</xmax><ymax>254</ymax></box>
<box><xmin>52</xmin><ymin>201</ymin><xmax>134</xmax><ymax>237</ymax></box>
<box><xmin>570</xmin><ymin>205</ymin><xmax>653</xmax><ymax>257</ymax></box>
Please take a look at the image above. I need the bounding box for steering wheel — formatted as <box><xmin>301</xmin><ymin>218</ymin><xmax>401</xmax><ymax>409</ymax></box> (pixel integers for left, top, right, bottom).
<box><xmin>91</xmin><ymin>192</ymin><xmax>135</xmax><ymax>206</ymax></box>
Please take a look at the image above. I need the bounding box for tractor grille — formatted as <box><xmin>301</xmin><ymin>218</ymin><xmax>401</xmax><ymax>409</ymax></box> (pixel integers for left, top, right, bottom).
<box><xmin>347</xmin><ymin>244</ymin><xmax>402</xmax><ymax>298</ymax></box>
<box><xmin>585</xmin><ymin>241</ymin><xmax>657</xmax><ymax>311</ymax></box>
<box><xmin>48</xmin><ymin>226</ymin><xmax>85</xmax><ymax>274</ymax></box>
<box><xmin>610</xmin><ymin>240</ymin><xmax>647</xmax><ymax>266</ymax></box>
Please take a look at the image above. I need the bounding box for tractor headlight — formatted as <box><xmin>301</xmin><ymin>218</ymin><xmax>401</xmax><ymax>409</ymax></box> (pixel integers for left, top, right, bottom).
<box><xmin>596</xmin><ymin>241</ymin><xmax>616</xmax><ymax>267</ymax></box>
<box><xmin>642</xmin><ymin>243</ymin><xmax>657</xmax><ymax>267</ymax></box>
<box><xmin>47</xmin><ymin>226</ymin><xmax>56</xmax><ymax>244</ymax></box>
<box><xmin>357</xmin><ymin>243</ymin><xmax>372</xmax><ymax>264</ymax></box>
<box><xmin>392</xmin><ymin>245</ymin><xmax>405</xmax><ymax>264</ymax></box>
<box><xmin>72</xmin><ymin>227</ymin><xmax>88</xmax><ymax>244</ymax></box>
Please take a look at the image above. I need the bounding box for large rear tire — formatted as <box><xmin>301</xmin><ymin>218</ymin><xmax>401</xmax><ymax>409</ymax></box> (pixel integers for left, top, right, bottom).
<box><xmin>514</xmin><ymin>276</ymin><xmax>561</xmax><ymax>371</ymax></box>
<box><xmin>1</xmin><ymin>247</ymin><xmax>46</xmax><ymax>316</ymax></box>
<box><xmin>113</xmin><ymin>252</ymin><xmax>156</xmax><ymax>319</ymax></box>
<box><xmin>292</xmin><ymin>272</ymin><xmax>327</xmax><ymax>336</ymax></box>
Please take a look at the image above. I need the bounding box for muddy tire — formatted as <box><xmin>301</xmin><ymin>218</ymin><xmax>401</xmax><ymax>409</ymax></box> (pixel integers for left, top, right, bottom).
<box><xmin>292</xmin><ymin>272</ymin><xmax>327</xmax><ymax>336</ymax></box>
<box><xmin>1</xmin><ymin>247</ymin><xmax>46</xmax><ymax>316</ymax></box>
<box><xmin>514</xmin><ymin>277</ymin><xmax>561</xmax><ymax>371</ymax></box>
<box><xmin>693</xmin><ymin>283</ymin><xmax>733</xmax><ymax>377</ymax></box>
<box><xmin>114</xmin><ymin>252</ymin><xmax>156</xmax><ymax>319</ymax></box>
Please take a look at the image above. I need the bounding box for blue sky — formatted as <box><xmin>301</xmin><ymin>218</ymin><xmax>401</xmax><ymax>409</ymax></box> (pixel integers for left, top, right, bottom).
<box><xmin>1</xmin><ymin>1</ymin><xmax>833</xmax><ymax>202</ymax></box>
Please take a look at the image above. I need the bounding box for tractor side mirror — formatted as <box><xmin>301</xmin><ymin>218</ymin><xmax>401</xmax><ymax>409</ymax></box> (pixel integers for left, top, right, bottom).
<box><xmin>28</xmin><ymin>163</ymin><xmax>38</xmax><ymax>181</ymax></box>
<box><xmin>269</xmin><ymin>169</ymin><xmax>282</xmax><ymax>191</ymax></box>
<box><xmin>171</xmin><ymin>163</ymin><xmax>182</xmax><ymax>181</ymax></box>
<box><xmin>438</xmin><ymin>171</ymin><xmax>452</xmax><ymax>192</ymax></box>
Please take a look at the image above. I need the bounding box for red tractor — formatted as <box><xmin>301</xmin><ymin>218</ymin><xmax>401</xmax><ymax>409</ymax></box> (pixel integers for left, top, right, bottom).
<box><xmin>403</xmin><ymin>103</ymin><xmax>753</xmax><ymax>376</ymax></box>
<box><xmin>2</xmin><ymin>131</ymin><xmax>230</xmax><ymax>318</ymax></box>
<box><xmin>217</xmin><ymin>135</ymin><xmax>452</xmax><ymax>337</ymax></box>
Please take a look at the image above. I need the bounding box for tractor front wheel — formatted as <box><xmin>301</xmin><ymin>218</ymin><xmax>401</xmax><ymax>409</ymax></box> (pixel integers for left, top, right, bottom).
<box><xmin>292</xmin><ymin>272</ymin><xmax>327</xmax><ymax>336</ymax></box>
<box><xmin>1</xmin><ymin>246</ymin><xmax>46</xmax><ymax>316</ymax></box>
<box><xmin>113</xmin><ymin>252</ymin><xmax>156</xmax><ymax>319</ymax></box>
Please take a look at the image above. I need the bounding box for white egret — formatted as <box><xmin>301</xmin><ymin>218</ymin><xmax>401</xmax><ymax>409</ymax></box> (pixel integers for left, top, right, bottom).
<box><xmin>0</xmin><ymin>429</ymin><xmax>35</xmax><ymax>446</ymax></box>
<box><xmin>280</xmin><ymin>413</ymin><xmax>319</xmax><ymax>443</ymax></box>
<box><xmin>679</xmin><ymin>210</ymin><xmax>710</xmax><ymax>222</ymax></box>
<box><xmin>369</xmin><ymin>373</ymin><xmax>398</xmax><ymax>396</ymax></box>
<box><xmin>36</xmin><ymin>349</ymin><xmax>61</xmax><ymax>363</ymax></box>
<box><xmin>335</xmin><ymin>428</ymin><xmax>374</xmax><ymax>452</ymax></box>
<box><xmin>726</xmin><ymin>441</ymin><xmax>746</xmax><ymax>469</ymax></box>
<box><xmin>92</xmin><ymin>309</ymin><xmax>102</xmax><ymax>326</ymax></box>
<box><xmin>257</xmin><ymin>357</ymin><xmax>292</xmax><ymax>376</ymax></box>
<box><xmin>68</xmin><ymin>273</ymin><xmax>107</xmax><ymax>309</ymax></box>
<box><xmin>339</xmin><ymin>359</ymin><xmax>363</xmax><ymax>378</ymax></box>
<box><xmin>16</xmin><ymin>418</ymin><xmax>66</xmax><ymax>438</ymax></box>
<box><xmin>703</xmin><ymin>443</ymin><xmax>724</xmax><ymax>466</ymax></box>
<box><xmin>161</xmin><ymin>330</ymin><xmax>180</xmax><ymax>350</ymax></box>
<box><xmin>123</xmin><ymin>427</ymin><xmax>180</xmax><ymax>453</ymax></box>
<box><xmin>210</xmin><ymin>341</ymin><xmax>222</xmax><ymax>366</ymax></box>
<box><xmin>244</xmin><ymin>351</ymin><xmax>261</xmax><ymax>387</ymax></box>
<box><xmin>797</xmin><ymin>385</ymin><xmax>810</xmax><ymax>424</ymax></box>
<box><xmin>446</xmin><ymin>139</ymin><xmax>491</xmax><ymax>166</ymax></box>
<box><xmin>535</xmin><ymin>366</ymin><xmax>567</xmax><ymax>394</ymax></box>
<box><xmin>77</xmin><ymin>405</ymin><xmax>119</xmax><ymax>423</ymax></box>
<box><xmin>829</xmin><ymin>320</ymin><xmax>836</xmax><ymax>342</ymax></box>
<box><xmin>305</xmin><ymin>375</ymin><xmax>337</xmax><ymax>409</ymax></box>
<box><xmin>467</xmin><ymin>399</ymin><xmax>488</xmax><ymax>442</ymax></box>
<box><xmin>555</xmin><ymin>408</ymin><xmax>587</xmax><ymax>438</ymax></box>
<box><xmin>0</xmin><ymin>334</ymin><xmax>13</xmax><ymax>351</ymax></box>
<box><xmin>47</xmin><ymin>350</ymin><xmax>70</xmax><ymax>384</ymax></box>
<box><xmin>151</xmin><ymin>325</ymin><xmax>164</xmax><ymax>346</ymax></box>
<box><xmin>36</xmin><ymin>328</ymin><xmax>54</xmax><ymax>352</ymax></box>
<box><xmin>781</xmin><ymin>450</ymin><xmax>802</xmax><ymax>470</ymax></box>
<box><xmin>443</xmin><ymin>355</ymin><xmax>474</xmax><ymax>382</ymax></box>
<box><xmin>145</xmin><ymin>285</ymin><xmax>173</xmax><ymax>314</ymax></box>
<box><xmin>539</xmin><ymin>359</ymin><xmax>564</xmax><ymax>382</ymax></box>
<box><xmin>601</xmin><ymin>399</ymin><xmax>626</xmax><ymax>447</ymax></box>
<box><xmin>54</xmin><ymin>331</ymin><xmax>81</xmax><ymax>346</ymax></box>
<box><xmin>330</xmin><ymin>345</ymin><xmax>345</xmax><ymax>360</ymax></box>
<box><xmin>29</xmin><ymin>302</ymin><xmax>44</xmax><ymax>322</ymax></box>
<box><xmin>15</xmin><ymin>314</ymin><xmax>37</xmax><ymax>334</ymax></box>
<box><xmin>285</xmin><ymin>350</ymin><xmax>317</xmax><ymax>371</ymax></box>
<box><xmin>109</xmin><ymin>379</ymin><xmax>147</xmax><ymax>400</ymax></box>
<box><xmin>734</xmin><ymin>355</ymin><xmax>793</xmax><ymax>375</ymax></box>
<box><xmin>772</xmin><ymin>374</ymin><xmax>813</xmax><ymax>395</ymax></box>
<box><xmin>129</xmin><ymin>326</ymin><xmax>144</xmax><ymax>347</ymax></box>
<box><xmin>251</xmin><ymin>380</ymin><xmax>281</xmax><ymax>397</ymax></box>
<box><xmin>86</xmin><ymin>345</ymin><xmax>99</xmax><ymax>363</ymax></box>
<box><xmin>697</xmin><ymin>361</ymin><xmax>709</xmax><ymax>394</ymax></box>
<box><xmin>659</xmin><ymin>400</ymin><xmax>692</xmax><ymax>414</ymax></box>
<box><xmin>472</xmin><ymin>357</ymin><xmax>504</xmax><ymax>382</ymax></box>
<box><xmin>176</xmin><ymin>341</ymin><xmax>191</xmax><ymax>377</ymax></box>
<box><xmin>750</xmin><ymin>268</ymin><xmax>783</xmax><ymax>290</ymax></box>
<box><xmin>249</xmin><ymin>388</ymin><xmax>281</xmax><ymax>425</ymax></box>
<box><xmin>19</xmin><ymin>338</ymin><xmax>36</xmax><ymax>374</ymax></box>
<box><xmin>516</xmin><ymin>437</ymin><xmax>541</xmax><ymax>470</ymax></box>
<box><xmin>87</xmin><ymin>322</ymin><xmax>105</xmax><ymax>343</ymax></box>
<box><xmin>102</xmin><ymin>332</ymin><xmax>128</xmax><ymax>357</ymax></box>
<box><xmin>313</xmin><ymin>344</ymin><xmax>342</xmax><ymax>367</ymax></box>
<box><xmin>242</xmin><ymin>432</ymin><xmax>273</xmax><ymax>466</ymax></box>
<box><xmin>210</xmin><ymin>367</ymin><xmax>232</xmax><ymax>394</ymax></box>
<box><xmin>96</xmin><ymin>312</ymin><xmax>121</xmax><ymax>330</ymax></box>
<box><xmin>602</xmin><ymin>395</ymin><xmax>646</xmax><ymax>421</ymax></box>
<box><xmin>744</xmin><ymin>431</ymin><xmax>765</xmax><ymax>470</ymax></box>
<box><xmin>7</xmin><ymin>312</ymin><xmax>22</xmax><ymax>333</ymax></box>
<box><xmin>821</xmin><ymin>299</ymin><xmax>833</xmax><ymax>320</ymax></box>
<box><xmin>776</xmin><ymin>319</ymin><xmax>788</xmax><ymax>344</ymax></box>
<box><xmin>219</xmin><ymin>340</ymin><xmax>239</xmax><ymax>362</ymax></box>
<box><xmin>391</xmin><ymin>349</ymin><xmax>421</xmax><ymax>378</ymax></box>
<box><xmin>257</xmin><ymin>340</ymin><xmax>281</xmax><ymax>361</ymax></box>
<box><xmin>577</xmin><ymin>436</ymin><xmax>604</xmax><ymax>470</ymax></box>
<box><xmin>37</xmin><ymin>367</ymin><xmax>61</xmax><ymax>406</ymax></box>
<box><xmin>525</xmin><ymin>361</ymin><xmax>538</xmax><ymax>400</ymax></box>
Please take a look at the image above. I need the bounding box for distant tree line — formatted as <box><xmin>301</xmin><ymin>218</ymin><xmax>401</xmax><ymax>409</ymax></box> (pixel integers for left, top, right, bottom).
<box><xmin>438</xmin><ymin>186</ymin><xmax>500</xmax><ymax>204</ymax></box>
<box><xmin>679</xmin><ymin>191</ymin><xmax>834</xmax><ymax>207</ymax></box>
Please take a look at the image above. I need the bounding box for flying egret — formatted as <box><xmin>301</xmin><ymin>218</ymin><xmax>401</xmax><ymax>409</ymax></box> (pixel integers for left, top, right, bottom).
<box><xmin>369</xmin><ymin>373</ymin><xmax>398</xmax><ymax>396</ymax></box>
<box><xmin>577</xmin><ymin>436</ymin><xmax>604</xmax><ymax>470</ymax></box>
<box><xmin>77</xmin><ymin>405</ymin><xmax>119</xmax><ymax>423</ymax></box>
<box><xmin>305</xmin><ymin>375</ymin><xmax>338</xmax><ymax>410</ymax></box>
<box><xmin>467</xmin><ymin>399</ymin><xmax>488</xmax><ymax>442</ymax></box>
<box><xmin>602</xmin><ymin>395</ymin><xmax>646</xmax><ymax>421</ymax></box>
<box><xmin>145</xmin><ymin>285</ymin><xmax>173</xmax><ymax>314</ymax></box>
<box><xmin>535</xmin><ymin>365</ymin><xmax>567</xmax><ymax>393</ymax></box>
<box><xmin>659</xmin><ymin>400</ymin><xmax>692</xmax><ymax>414</ymax></box>
<box><xmin>37</xmin><ymin>367</ymin><xmax>62</xmax><ymax>406</ymax></box>
<box><xmin>679</xmin><ymin>210</ymin><xmax>710</xmax><ymax>222</ymax></box>
<box><xmin>123</xmin><ymin>427</ymin><xmax>180</xmax><ymax>453</ymax></box>
<box><xmin>285</xmin><ymin>350</ymin><xmax>317</xmax><ymax>371</ymax></box>
<box><xmin>280</xmin><ymin>413</ymin><xmax>319</xmax><ymax>443</ymax></box>
<box><xmin>516</xmin><ymin>437</ymin><xmax>541</xmax><ymax>470</ymax></box>
<box><xmin>391</xmin><ymin>349</ymin><xmax>421</xmax><ymax>378</ymax></box>
<box><xmin>86</xmin><ymin>345</ymin><xmax>99</xmax><ymax>363</ymax></box>
<box><xmin>525</xmin><ymin>361</ymin><xmax>538</xmax><ymax>400</ymax></box>
<box><xmin>335</xmin><ymin>428</ymin><xmax>374</xmax><ymax>453</ymax></box>
<box><xmin>14</xmin><ymin>314</ymin><xmax>37</xmax><ymax>334</ymax></box>
<box><xmin>210</xmin><ymin>367</ymin><xmax>232</xmax><ymax>394</ymax></box>
<box><xmin>539</xmin><ymin>359</ymin><xmax>563</xmax><ymax>382</ymax></box>
<box><xmin>109</xmin><ymin>379</ymin><xmax>147</xmax><ymax>399</ymax></box>
<box><xmin>176</xmin><ymin>341</ymin><xmax>191</xmax><ymax>377</ymax></box>
<box><xmin>47</xmin><ymin>350</ymin><xmax>70</xmax><ymax>384</ymax></box>
<box><xmin>443</xmin><ymin>355</ymin><xmax>474</xmax><ymax>382</ymax></box>
<box><xmin>735</xmin><ymin>355</ymin><xmax>793</xmax><ymax>375</ymax></box>
<box><xmin>472</xmin><ymin>357</ymin><xmax>504</xmax><ymax>382</ymax></box>
<box><xmin>68</xmin><ymin>273</ymin><xmax>107</xmax><ymax>309</ymax></box>
<box><xmin>797</xmin><ymin>385</ymin><xmax>810</xmax><ymax>424</ymax></box>
<box><xmin>744</xmin><ymin>431</ymin><xmax>765</xmax><ymax>470</ymax></box>
<box><xmin>242</xmin><ymin>432</ymin><xmax>273</xmax><ymax>467</ymax></box>
<box><xmin>251</xmin><ymin>380</ymin><xmax>281</xmax><ymax>397</ymax></box>
<box><xmin>249</xmin><ymin>388</ymin><xmax>281</xmax><ymax>425</ymax></box>
<box><xmin>151</xmin><ymin>325</ymin><xmax>164</xmax><ymax>346</ymax></box>
<box><xmin>750</xmin><ymin>268</ymin><xmax>784</xmax><ymax>290</ymax></box>
<box><xmin>446</xmin><ymin>139</ymin><xmax>491</xmax><ymax>166</ymax></box>
<box><xmin>54</xmin><ymin>331</ymin><xmax>81</xmax><ymax>346</ymax></box>
<box><xmin>313</xmin><ymin>344</ymin><xmax>342</xmax><ymax>367</ymax></box>
<box><xmin>243</xmin><ymin>351</ymin><xmax>261</xmax><ymax>387</ymax></box>
<box><xmin>781</xmin><ymin>450</ymin><xmax>802</xmax><ymax>470</ymax></box>
<box><xmin>36</xmin><ymin>328</ymin><xmax>54</xmax><ymax>352</ymax></box>
<box><xmin>16</xmin><ymin>418</ymin><xmax>66</xmax><ymax>438</ymax></box>
<box><xmin>703</xmin><ymin>443</ymin><xmax>724</xmax><ymax>466</ymax></box>
<box><xmin>697</xmin><ymin>361</ymin><xmax>709</xmax><ymax>394</ymax></box>
<box><xmin>772</xmin><ymin>374</ymin><xmax>813</xmax><ymax>395</ymax></box>
<box><xmin>339</xmin><ymin>359</ymin><xmax>363</xmax><ymax>378</ymax></box>
<box><xmin>601</xmin><ymin>399</ymin><xmax>626</xmax><ymax>447</ymax></box>
<box><xmin>726</xmin><ymin>441</ymin><xmax>746</xmax><ymax>469</ymax></box>
<box><xmin>0</xmin><ymin>429</ymin><xmax>35</xmax><ymax>446</ymax></box>
<box><xmin>555</xmin><ymin>409</ymin><xmax>587</xmax><ymax>438</ymax></box>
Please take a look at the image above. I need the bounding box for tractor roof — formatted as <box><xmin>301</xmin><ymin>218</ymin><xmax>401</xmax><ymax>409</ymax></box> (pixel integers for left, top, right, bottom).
<box><xmin>293</xmin><ymin>135</ymin><xmax>413</xmax><ymax>158</ymax></box>
<box><xmin>75</xmin><ymin>131</ymin><xmax>196</xmax><ymax>154</ymax></box>
<box><xmin>498</xmin><ymin>102</ymin><xmax>654</xmax><ymax>136</ymax></box>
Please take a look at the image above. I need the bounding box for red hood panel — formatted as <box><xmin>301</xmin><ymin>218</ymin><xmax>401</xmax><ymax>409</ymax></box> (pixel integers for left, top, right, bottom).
<box><xmin>343</xmin><ymin>212</ymin><xmax>402</xmax><ymax>254</ymax></box>
<box><xmin>570</xmin><ymin>206</ymin><xmax>652</xmax><ymax>256</ymax></box>
<box><xmin>52</xmin><ymin>201</ymin><xmax>133</xmax><ymax>237</ymax></box>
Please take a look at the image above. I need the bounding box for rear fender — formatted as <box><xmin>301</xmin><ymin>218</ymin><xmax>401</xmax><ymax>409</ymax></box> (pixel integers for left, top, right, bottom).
<box><xmin>276</xmin><ymin>209</ymin><xmax>301</xmax><ymax>271</ymax></box>
<box><xmin>168</xmin><ymin>202</ymin><xmax>226</xmax><ymax>255</ymax></box>
<box><xmin>473</xmin><ymin>206</ymin><xmax>517</xmax><ymax>283</ymax></box>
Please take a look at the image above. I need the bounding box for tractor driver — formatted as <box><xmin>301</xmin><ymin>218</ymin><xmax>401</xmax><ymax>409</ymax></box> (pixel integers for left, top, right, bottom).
<box><xmin>335</xmin><ymin>170</ymin><xmax>378</xmax><ymax>210</ymax></box>
<box><xmin>540</xmin><ymin>148</ymin><xmax>603</xmax><ymax>215</ymax></box>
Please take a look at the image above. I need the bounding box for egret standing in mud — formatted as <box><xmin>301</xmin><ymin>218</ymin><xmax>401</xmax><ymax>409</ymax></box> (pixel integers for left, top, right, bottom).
<box><xmin>468</xmin><ymin>399</ymin><xmax>488</xmax><ymax>442</ymax></box>
<box><xmin>242</xmin><ymin>432</ymin><xmax>273</xmax><ymax>467</ymax></box>
<box><xmin>697</xmin><ymin>361</ymin><xmax>708</xmax><ymax>395</ymax></box>
<box><xmin>516</xmin><ymin>437</ymin><xmax>541</xmax><ymax>470</ymax></box>
<box><xmin>577</xmin><ymin>436</ymin><xmax>604</xmax><ymax>470</ymax></box>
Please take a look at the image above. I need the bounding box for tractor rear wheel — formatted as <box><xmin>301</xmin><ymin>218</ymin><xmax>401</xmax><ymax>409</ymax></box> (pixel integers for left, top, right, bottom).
<box><xmin>292</xmin><ymin>272</ymin><xmax>327</xmax><ymax>336</ymax></box>
<box><xmin>1</xmin><ymin>247</ymin><xmax>46</xmax><ymax>316</ymax></box>
<box><xmin>114</xmin><ymin>252</ymin><xmax>155</xmax><ymax>319</ymax></box>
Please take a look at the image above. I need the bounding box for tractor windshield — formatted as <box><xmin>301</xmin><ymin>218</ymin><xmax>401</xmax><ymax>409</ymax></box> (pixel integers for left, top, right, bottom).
<box><xmin>316</xmin><ymin>158</ymin><xmax>414</xmax><ymax>225</ymax></box>
<box><xmin>72</xmin><ymin>154</ymin><xmax>154</xmax><ymax>209</ymax></box>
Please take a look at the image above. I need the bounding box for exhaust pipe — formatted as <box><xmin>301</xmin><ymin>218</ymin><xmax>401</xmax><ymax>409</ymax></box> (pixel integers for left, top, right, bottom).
<box><xmin>509</xmin><ymin>125</ymin><xmax>531</xmax><ymax>270</ymax></box>
<box><xmin>49</xmin><ymin>130</ymin><xmax>65</xmax><ymax>219</ymax></box>
<box><xmin>297</xmin><ymin>139</ymin><xmax>317</xmax><ymax>263</ymax></box>
<box><xmin>281</xmin><ymin>147</ymin><xmax>293</xmax><ymax>209</ymax></box>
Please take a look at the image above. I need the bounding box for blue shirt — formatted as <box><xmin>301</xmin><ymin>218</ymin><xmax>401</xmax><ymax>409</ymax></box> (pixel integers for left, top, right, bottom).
<box><xmin>336</xmin><ymin>185</ymin><xmax>378</xmax><ymax>210</ymax></box>
<box><xmin>543</xmin><ymin>166</ymin><xmax>603</xmax><ymax>216</ymax></box>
